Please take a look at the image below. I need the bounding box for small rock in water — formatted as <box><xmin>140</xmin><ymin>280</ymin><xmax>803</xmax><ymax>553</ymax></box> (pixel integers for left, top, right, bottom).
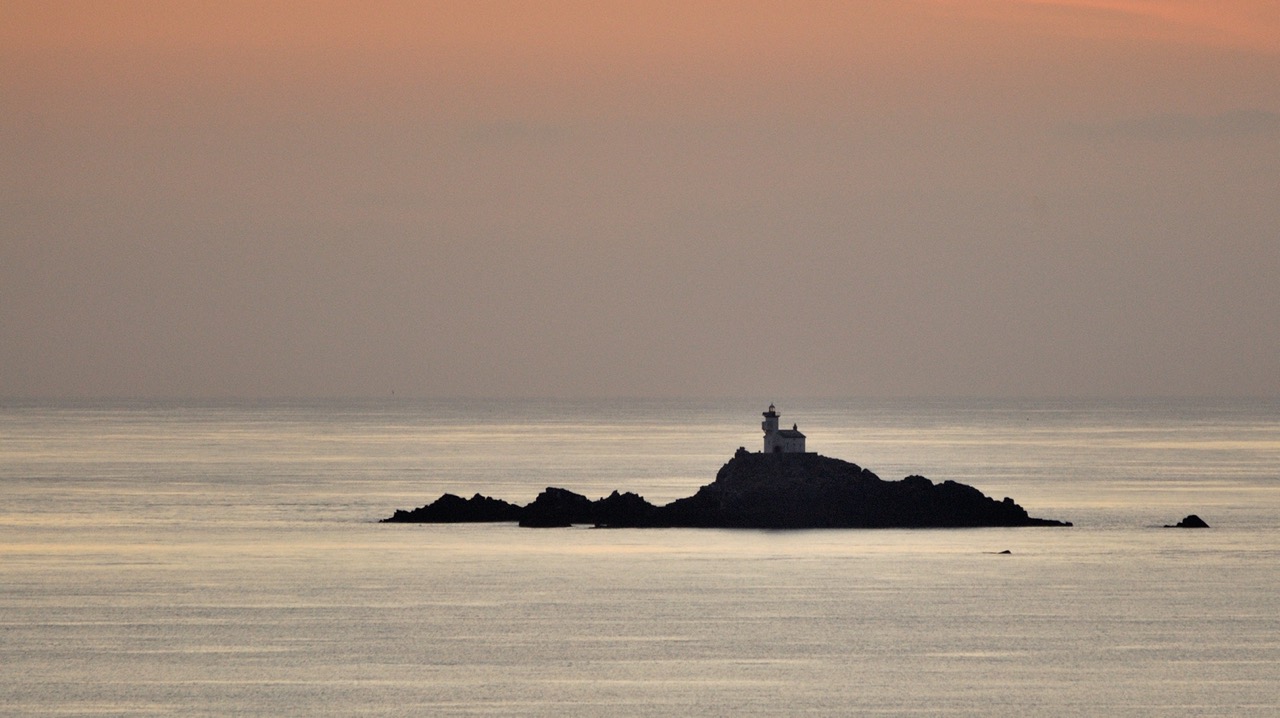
<box><xmin>1164</xmin><ymin>514</ymin><xmax>1210</xmax><ymax>529</ymax></box>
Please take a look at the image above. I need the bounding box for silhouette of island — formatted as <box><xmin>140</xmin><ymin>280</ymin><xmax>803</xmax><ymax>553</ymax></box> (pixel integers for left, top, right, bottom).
<box><xmin>384</xmin><ymin>406</ymin><xmax>1071</xmax><ymax>529</ymax></box>
<box><xmin>383</xmin><ymin>449</ymin><xmax>1071</xmax><ymax>529</ymax></box>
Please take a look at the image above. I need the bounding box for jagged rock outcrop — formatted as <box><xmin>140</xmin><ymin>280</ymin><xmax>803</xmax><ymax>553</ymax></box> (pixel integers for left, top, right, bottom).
<box><xmin>383</xmin><ymin>451</ymin><xmax>1071</xmax><ymax>529</ymax></box>
<box><xmin>520</xmin><ymin>486</ymin><xmax>596</xmax><ymax>527</ymax></box>
<box><xmin>1164</xmin><ymin>514</ymin><xmax>1210</xmax><ymax>528</ymax></box>
<box><xmin>382</xmin><ymin>492</ymin><xmax>522</xmax><ymax>523</ymax></box>
<box><xmin>516</xmin><ymin>488</ymin><xmax>659</xmax><ymax>527</ymax></box>
<box><xmin>647</xmin><ymin>452</ymin><xmax>1067</xmax><ymax>528</ymax></box>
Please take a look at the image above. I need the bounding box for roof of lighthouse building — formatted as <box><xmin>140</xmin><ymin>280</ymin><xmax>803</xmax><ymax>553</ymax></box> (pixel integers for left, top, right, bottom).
<box><xmin>777</xmin><ymin>424</ymin><xmax>805</xmax><ymax>438</ymax></box>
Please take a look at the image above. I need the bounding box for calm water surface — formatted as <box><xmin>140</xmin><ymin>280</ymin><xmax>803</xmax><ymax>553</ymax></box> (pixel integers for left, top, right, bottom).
<box><xmin>2</xmin><ymin>399</ymin><xmax>1277</xmax><ymax>716</ymax></box>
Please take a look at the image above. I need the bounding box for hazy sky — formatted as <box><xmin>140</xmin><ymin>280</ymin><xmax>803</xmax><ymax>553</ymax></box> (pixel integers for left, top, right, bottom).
<box><xmin>3</xmin><ymin>1</ymin><xmax>1278</xmax><ymax>399</ymax></box>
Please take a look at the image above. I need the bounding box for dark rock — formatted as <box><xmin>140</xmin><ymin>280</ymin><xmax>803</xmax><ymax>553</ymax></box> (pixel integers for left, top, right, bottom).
<box><xmin>647</xmin><ymin>453</ymin><xmax>1070</xmax><ymax>529</ymax></box>
<box><xmin>520</xmin><ymin>488</ymin><xmax>661</xmax><ymax>527</ymax></box>
<box><xmin>384</xmin><ymin>452</ymin><xmax>1072</xmax><ymax>529</ymax></box>
<box><xmin>1164</xmin><ymin>514</ymin><xmax>1210</xmax><ymax>528</ymax></box>
<box><xmin>380</xmin><ymin>492</ymin><xmax>522</xmax><ymax>523</ymax></box>
<box><xmin>593</xmin><ymin>490</ymin><xmax>658</xmax><ymax>527</ymax></box>
<box><xmin>520</xmin><ymin>487</ymin><xmax>597</xmax><ymax>527</ymax></box>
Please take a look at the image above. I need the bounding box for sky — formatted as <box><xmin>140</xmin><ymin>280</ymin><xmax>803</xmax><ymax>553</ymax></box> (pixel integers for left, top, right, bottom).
<box><xmin>3</xmin><ymin>1</ymin><xmax>1278</xmax><ymax>399</ymax></box>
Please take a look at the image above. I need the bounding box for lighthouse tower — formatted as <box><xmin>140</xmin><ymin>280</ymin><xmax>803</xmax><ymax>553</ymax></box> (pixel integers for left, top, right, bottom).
<box><xmin>762</xmin><ymin>404</ymin><xmax>806</xmax><ymax>453</ymax></box>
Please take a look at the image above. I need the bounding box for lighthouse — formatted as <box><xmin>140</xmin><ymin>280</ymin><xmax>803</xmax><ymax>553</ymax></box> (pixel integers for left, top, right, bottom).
<box><xmin>762</xmin><ymin>404</ymin><xmax>806</xmax><ymax>453</ymax></box>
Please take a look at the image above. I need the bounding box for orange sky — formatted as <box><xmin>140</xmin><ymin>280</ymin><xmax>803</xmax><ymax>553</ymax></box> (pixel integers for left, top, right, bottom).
<box><xmin>6</xmin><ymin>1</ymin><xmax>1276</xmax><ymax>120</ymax></box>
<box><xmin>996</xmin><ymin>0</ymin><xmax>1280</xmax><ymax>51</ymax></box>
<box><xmin>7</xmin><ymin>1</ymin><xmax>1277</xmax><ymax>52</ymax></box>
<box><xmin>3</xmin><ymin>2</ymin><xmax>1278</xmax><ymax>398</ymax></box>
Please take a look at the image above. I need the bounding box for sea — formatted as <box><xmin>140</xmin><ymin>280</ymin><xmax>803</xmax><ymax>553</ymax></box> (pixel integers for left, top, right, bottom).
<box><xmin>1</xmin><ymin>398</ymin><xmax>1277</xmax><ymax>716</ymax></box>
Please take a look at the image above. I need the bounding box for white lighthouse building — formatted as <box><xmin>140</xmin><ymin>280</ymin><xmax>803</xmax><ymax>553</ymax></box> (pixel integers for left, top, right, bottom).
<box><xmin>761</xmin><ymin>404</ymin><xmax>806</xmax><ymax>453</ymax></box>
